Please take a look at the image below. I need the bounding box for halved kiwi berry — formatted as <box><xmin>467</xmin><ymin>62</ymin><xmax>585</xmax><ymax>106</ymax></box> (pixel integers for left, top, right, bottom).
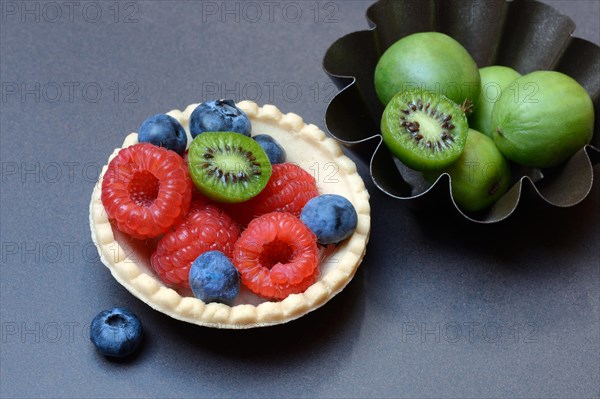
<box><xmin>381</xmin><ymin>89</ymin><xmax>468</xmax><ymax>171</ymax></box>
<box><xmin>188</xmin><ymin>132</ymin><xmax>272</xmax><ymax>203</ymax></box>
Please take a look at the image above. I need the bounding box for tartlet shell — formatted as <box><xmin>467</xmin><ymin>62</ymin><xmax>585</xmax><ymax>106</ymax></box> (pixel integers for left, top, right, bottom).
<box><xmin>89</xmin><ymin>101</ymin><xmax>371</xmax><ymax>328</ymax></box>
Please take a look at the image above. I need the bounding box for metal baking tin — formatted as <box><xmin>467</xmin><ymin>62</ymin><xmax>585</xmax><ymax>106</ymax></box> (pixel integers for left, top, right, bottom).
<box><xmin>323</xmin><ymin>0</ymin><xmax>599</xmax><ymax>223</ymax></box>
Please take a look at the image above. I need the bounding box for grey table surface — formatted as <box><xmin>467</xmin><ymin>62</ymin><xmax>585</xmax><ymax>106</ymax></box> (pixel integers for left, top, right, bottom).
<box><xmin>1</xmin><ymin>1</ymin><xmax>599</xmax><ymax>398</ymax></box>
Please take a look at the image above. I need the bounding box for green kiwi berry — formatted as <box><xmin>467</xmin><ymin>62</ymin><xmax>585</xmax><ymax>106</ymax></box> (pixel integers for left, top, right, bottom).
<box><xmin>188</xmin><ymin>132</ymin><xmax>272</xmax><ymax>203</ymax></box>
<box><xmin>381</xmin><ymin>89</ymin><xmax>469</xmax><ymax>171</ymax></box>
<box><xmin>469</xmin><ymin>66</ymin><xmax>521</xmax><ymax>137</ymax></box>
<box><xmin>374</xmin><ymin>32</ymin><xmax>481</xmax><ymax>110</ymax></box>
<box><xmin>491</xmin><ymin>71</ymin><xmax>594</xmax><ymax>168</ymax></box>
<box><xmin>423</xmin><ymin>129</ymin><xmax>511</xmax><ymax>212</ymax></box>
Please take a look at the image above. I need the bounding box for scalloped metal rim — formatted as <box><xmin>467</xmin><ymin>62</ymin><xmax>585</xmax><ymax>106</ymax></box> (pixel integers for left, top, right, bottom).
<box><xmin>323</xmin><ymin>0</ymin><xmax>599</xmax><ymax>224</ymax></box>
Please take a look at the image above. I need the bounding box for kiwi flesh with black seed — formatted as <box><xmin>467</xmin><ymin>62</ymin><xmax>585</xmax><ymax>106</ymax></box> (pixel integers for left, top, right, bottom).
<box><xmin>381</xmin><ymin>89</ymin><xmax>469</xmax><ymax>171</ymax></box>
<box><xmin>188</xmin><ymin>132</ymin><xmax>272</xmax><ymax>203</ymax></box>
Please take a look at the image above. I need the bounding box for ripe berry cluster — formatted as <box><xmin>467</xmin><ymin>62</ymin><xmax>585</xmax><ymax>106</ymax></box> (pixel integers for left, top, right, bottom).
<box><xmin>101</xmin><ymin>100</ymin><xmax>358</xmax><ymax>303</ymax></box>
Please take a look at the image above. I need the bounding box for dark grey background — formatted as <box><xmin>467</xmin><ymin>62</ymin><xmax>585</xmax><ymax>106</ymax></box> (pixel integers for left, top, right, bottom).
<box><xmin>0</xmin><ymin>1</ymin><xmax>598</xmax><ymax>398</ymax></box>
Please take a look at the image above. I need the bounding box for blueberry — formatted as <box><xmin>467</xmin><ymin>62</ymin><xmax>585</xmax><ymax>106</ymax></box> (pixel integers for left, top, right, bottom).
<box><xmin>189</xmin><ymin>251</ymin><xmax>240</xmax><ymax>305</ymax></box>
<box><xmin>90</xmin><ymin>307</ymin><xmax>143</xmax><ymax>358</ymax></box>
<box><xmin>300</xmin><ymin>194</ymin><xmax>358</xmax><ymax>245</ymax></box>
<box><xmin>253</xmin><ymin>134</ymin><xmax>286</xmax><ymax>164</ymax></box>
<box><xmin>138</xmin><ymin>114</ymin><xmax>187</xmax><ymax>155</ymax></box>
<box><xmin>189</xmin><ymin>99</ymin><xmax>251</xmax><ymax>138</ymax></box>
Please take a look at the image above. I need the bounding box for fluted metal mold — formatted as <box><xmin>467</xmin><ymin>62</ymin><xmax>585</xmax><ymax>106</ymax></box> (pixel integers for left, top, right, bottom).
<box><xmin>323</xmin><ymin>0</ymin><xmax>600</xmax><ymax>223</ymax></box>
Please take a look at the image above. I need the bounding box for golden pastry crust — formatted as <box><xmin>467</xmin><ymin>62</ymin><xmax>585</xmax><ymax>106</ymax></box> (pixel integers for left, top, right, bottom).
<box><xmin>89</xmin><ymin>101</ymin><xmax>370</xmax><ymax>328</ymax></box>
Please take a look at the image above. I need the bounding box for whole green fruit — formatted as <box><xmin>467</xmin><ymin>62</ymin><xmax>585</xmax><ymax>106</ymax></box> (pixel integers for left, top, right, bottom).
<box><xmin>423</xmin><ymin>129</ymin><xmax>511</xmax><ymax>212</ymax></box>
<box><xmin>374</xmin><ymin>32</ymin><xmax>481</xmax><ymax>108</ymax></box>
<box><xmin>469</xmin><ymin>66</ymin><xmax>521</xmax><ymax>137</ymax></box>
<box><xmin>491</xmin><ymin>71</ymin><xmax>594</xmax><ymax>168</ymax></box>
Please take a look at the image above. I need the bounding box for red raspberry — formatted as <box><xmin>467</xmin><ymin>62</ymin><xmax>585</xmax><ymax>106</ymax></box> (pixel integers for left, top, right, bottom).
<box><xmin>233</xmin><ymin>212</ymin><xmax>319</xmax><ymax>300</ymax></box>
<box><xmin>101</xmin><ymin>143</ymin><xmax>192</xmax><ymax>239</ymax></box>
<box><xmin>151</xmin><ymin>205</ymin><xmax>241</xmax><ymax>289</ymax></box>
<box><xmin>224</xmin><ymin>163</ymin><xmax>319</xmax><ymax>227</ymax></box>
<box><xmin>187</xmin><ymin>192</ymin><xmax>212</xmax><ymax>215</ymax></box>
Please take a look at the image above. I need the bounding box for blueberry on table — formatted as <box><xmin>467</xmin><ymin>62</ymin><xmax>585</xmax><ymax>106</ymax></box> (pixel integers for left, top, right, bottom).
<box><xmin>253</xmin><ymin>134</ymin><xmax>286</xmax><ymax>164</ymax></box>
<box><xmin>138</xmin><ymin>114</ymin><xmax>187</xmax><ymax>155</ymax></box>
<box><xmin>190</xmin><ymin>99</ymin><xmax>252</xmax><ymax>137</ymax></box>
<box><xmin>90</xmin><ymin>307</ymin><xmax>143</xmax><ymax>358</ymax></box>
<box><xmin>189</xmin><ymin>251</ymin><xmax>240</xmax><ymax>305</ymax></box>
<box><xmin>300</xmin><ymin>194</ymin><xmax>358</xmax><ymax>245</ymax></box>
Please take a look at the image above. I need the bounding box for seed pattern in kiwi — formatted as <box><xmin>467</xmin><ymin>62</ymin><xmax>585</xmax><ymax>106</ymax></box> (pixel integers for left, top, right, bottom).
<box><xmin>200</xmin><ymin>144</ymin><xmax>262</xmax><ymax>185</ymax></box>
<box><xmin>188</xmin><ymin>132</ymin><xmax>272</xmax><ymax>203</ymax></box>
<box><xmin>399</xmin><ymin>97</ymin><xmax>457</xmax><ymax>151</ymax></box>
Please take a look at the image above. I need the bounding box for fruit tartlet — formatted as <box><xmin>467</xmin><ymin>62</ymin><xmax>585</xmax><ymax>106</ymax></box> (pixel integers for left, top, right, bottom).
<box><xmin>89</xmin><ymin>100</ymin><xmax>370</xmax><ymax>328</ymax></box>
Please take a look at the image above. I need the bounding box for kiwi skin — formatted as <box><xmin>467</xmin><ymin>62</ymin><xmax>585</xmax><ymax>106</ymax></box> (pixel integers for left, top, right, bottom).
<box><xmin>381</xmin><ymin>89</ymin><xmax>469</xmax><ymax>171</ymax></box>
<box><xmin>491</xmin><ymin>71</ymin><xmax>594</xmax><ymax>168</ymax></box>
<box><xmin>469</xmin><ymin>66</ymin><xmax>521</xmax><ymax>137</ymax></box>
<box><xmin>423</xmin><ymin>129</ymin><xmax>511</xmax><ymax>212</ymax></box>
<box><xmin>374</xmin><ymin>32</ymin><xmax>481</xmax><ymax>109</ymax></box>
